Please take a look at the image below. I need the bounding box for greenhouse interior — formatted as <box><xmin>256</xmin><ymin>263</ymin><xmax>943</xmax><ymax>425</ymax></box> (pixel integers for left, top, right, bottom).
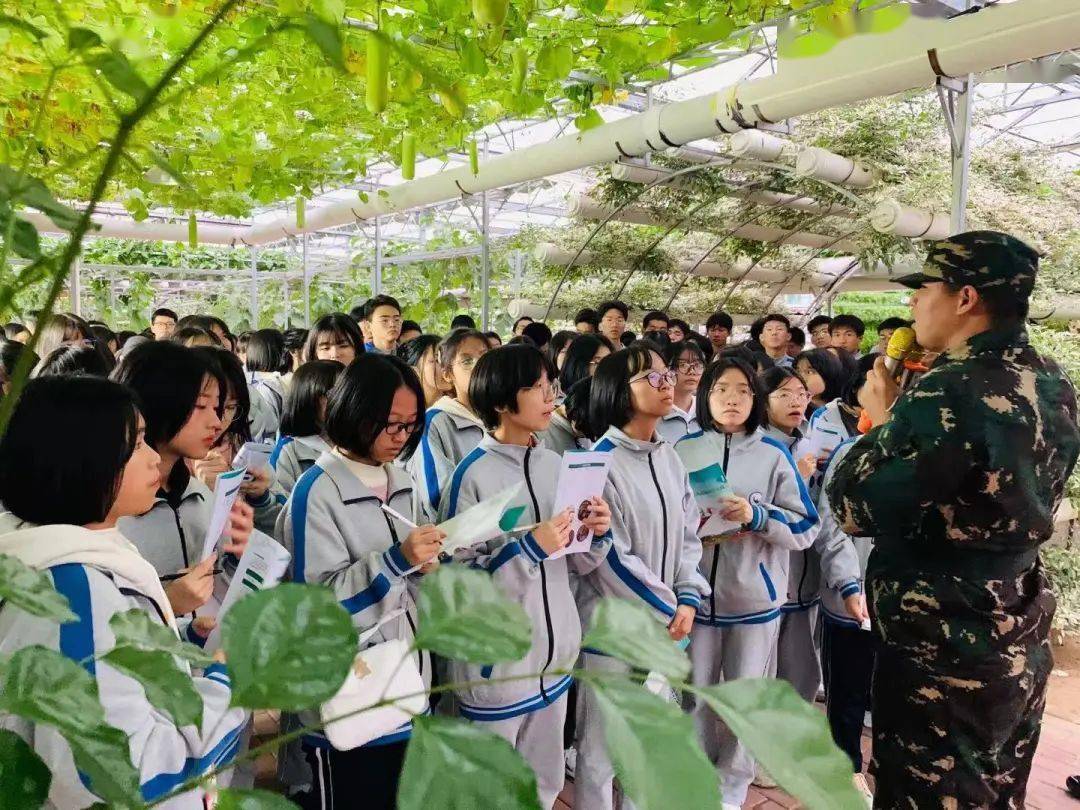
<box><xmin>2</xmin><ymin>0</ymin><xmax>1080</xmax><ymax>808</ymax></box>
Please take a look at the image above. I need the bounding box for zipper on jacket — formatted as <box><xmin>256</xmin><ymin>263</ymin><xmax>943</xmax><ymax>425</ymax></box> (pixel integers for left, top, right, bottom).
<box><xmin>708</xmin><ymin>434</ymin><xmax>733</xmax><ymax>618</ymax></box>
<box><xmin>523</xmin><ymin>448</ymin><xmax>555</xmax><ymax>703</ymax></box>
<box><xmin>381</xmin><ymin>502</ymin><xmax>423</xmax><ymax>680</ymax></box>
<box><xmin>647</xmin><ymin>452</ymin><xmax>670</xmax><ymax>586</ymax></box>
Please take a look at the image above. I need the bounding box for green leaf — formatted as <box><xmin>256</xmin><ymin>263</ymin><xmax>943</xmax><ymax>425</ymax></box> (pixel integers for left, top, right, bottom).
<box><xmin>0</xmin><ymin>166</ymin><xmax>82</xmax><ymax>231</ymax></box>
<box><xmin>0</xmin><ymin>555</ymin><xmax>76</xmax><ymax>623</ymax></box>
<box><xmin>694</xmin><ymin>679</ymin><xmax>866</xmax><ymax>810</ymax></box>
<box><xmin>0</xmin><ymin>14</ymin><xmax>47</xmax><ymax>42</ymax></box>
<box><xmin>574</xmin><ymin>108</ymin><xmax>604</xmax><ymax>132</ymax></box>
<box><xmin>216</xmin><ymin>787</ymin><xmax>300</xmax><ymax>809</ymax></box>
<box><xmin>588</xmin><ymin>677</ymin><xmax>716</xmax><ymax>810</ymax></box>
<box><xmin>102</xmin><ymin>647</ymin><xmax>203</xmax><ymax>730</ymax></box>
<box><xmin>582</xmin><ymin>598</ymin><xmax>689</xmax><ymax>680</ymax></box>
<box><xmin>777</xmin><ymin>30</ymin><xmax>837</xmax><ymax>59</ymax></box>
<box><xmin>67</xmin><ymin>27</ymin><xmax>102</xmax><ymax>51</ymax></box>
<box><xmin>865</xmin><ymin>3</ymin><xmax>910</xmax><ymax>33</ymax></box>
<box><xmin>580</xmin><ymin>0</ymin><xmax>607</xmax><ymax>15</ymax></box>
<box><xmin>535</xmin><ymin>42</ymin><xmax>573</xmax><ymax>82</ymax></box>
<box><xmin>222</xmin><ymin>583</ymin><xmax>356</xmax><ymax>710</ymax></box>
<box><xmin>459</xmin><ymin>37</ymin><xmax>488</xmax><ymax>77</ymax></box>
<box><xmin>398</xmin><ymin>716</ymin><xmax>541</xmax><ymax>810</ymax></box>
<box><xmin>0</xmin><ymin>729</ymin><xmax>51</xmax><ymax>809</ymax></box>
<box><xmin>1</xmin><ymin>647</ymin><xmax>141</xmax><ymax>806</ymax></box>
<box><xmin>86</xmin><ymin>50</ymin><xmax>150</xmax><ymax>102</ymax></box>
<box><xmin>146</xmin><ymin>148</ymin><xmax>191</xmax><ymax>189</ymax></box>
<box><xmin>412</xmin><ymin>566</ymin><xmax>531</xmax><ymax>663</ymax></box>
<box><xmin>109</xmin><ymin>609</ymin><xmax>214</xmax><ymax>666</ymax></box>
<box><xmin>8</xmin><ymin>216</ymin><xmax>40</xmax><ymax>260</ymax></box>
<box><xmin>300</xmin><ymin>12</ymin><xmax>346</xmax><ymax>72</ymax></box>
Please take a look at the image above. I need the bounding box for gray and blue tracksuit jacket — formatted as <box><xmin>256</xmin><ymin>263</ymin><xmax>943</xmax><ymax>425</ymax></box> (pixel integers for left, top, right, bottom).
<box><xmin>247</xmin><ymin>371</ymin><xmax>287</xmax><ymax>444</ymax></box>
<box><xmin>407</xmin><ymin>396</ymin><xmax>485</xmax><ymax>524</ymax></box>
<box><xmin>269</xmin><ymin>434</ymin><xmax>329</xmax><ymax>497</ymax></box>
<box><xmin>813</xmin><ymin>440</ymin><xmax>873</xmax><ymax>628</ymax></box>
<box><xmin>675</xmin><ymin>428</ymin><xmax>819</xmax><ymax>626</ymax></box>
<box><xmin>657</xmin><ymin>404</ymin><xmax>699</xmax><ymax>447</ymax></box>
<box><xmin>537</xmin><ymin>409</ymin><xmax>589</xmax><ymax>455</ymax></box>
<box><xmin>439</xmin><ymin>435</ymin><xmax>609</xmax><ymax>720</ymax></box>
<box><xmin>276</xmin><ymin>451</ymin><xmax>428</xmax><ymax>749</ymax></box>
<box><xmin>764</xmin><ymin>423</ymin><xmax>822</xmax><ymax>614</ymax></box>
<box><xmin>807</xmin><ymin>400</ymin><xmax>853</xmax><ymax>480</ymax></box>
<box><xmin>576</xmin><ymin>427</ymin><xmax>710</xmax><ymax>631</ymax></box>
<box><xmin>0</xmin><ymin>537</ymin><xmax>246</xmax><ymax>807</ymax></box>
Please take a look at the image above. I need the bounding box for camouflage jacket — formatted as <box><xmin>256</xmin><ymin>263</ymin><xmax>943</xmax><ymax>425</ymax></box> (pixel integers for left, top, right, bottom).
<box><xmin>827</xmin><ymin>325</ymin><xmax>1079</xmax><ymax>580</ymax></box>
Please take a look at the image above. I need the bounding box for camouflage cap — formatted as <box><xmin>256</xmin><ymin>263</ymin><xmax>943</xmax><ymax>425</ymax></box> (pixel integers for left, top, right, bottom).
<box><xmin>894</xmin><ymin>230</ymin><xmax>1039</xmax><ymax>298</ymax></box>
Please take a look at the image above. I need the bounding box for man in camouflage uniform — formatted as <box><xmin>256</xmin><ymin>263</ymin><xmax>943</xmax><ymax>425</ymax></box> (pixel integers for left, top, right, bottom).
<box><xmin>827</xmin><ymin>231</ymin><xmax>1079</xmax><ymax>809</ymax></box>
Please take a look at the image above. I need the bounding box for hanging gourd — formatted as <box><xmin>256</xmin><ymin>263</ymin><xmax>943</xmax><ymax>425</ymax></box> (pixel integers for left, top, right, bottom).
<box><xmin>187</xmin><ymin>212</ymin><xmax>197</xmax><ymax>249</ymax></box>
<box><xmin>366</xmin><ymin>31</ymin><xmax>390</xmax><ymax>114</ymax></box>
<box><xmin>468</xmin><ymin>140</ymin><xmax>479</xmax><ymax>176</ymax></box>
<box><xmin>512</xmin><ymin>45</ymin><xmax>528</xmax><ymax>95</ymax></box>
<box><xmin>440</xmin><ymin>83</ymin><xmax>466</xmax><ymax>118</ymax></box>
<box><xmin>402</xmin><ymin>132</ymin><xmax>416</xmax><ymax>180</ymax></box>
<box><xmin>472</xmin><ymin>0</ymin><xmax>509</xmax><ymax>28</ymax></box>
<box><xmin>296</xmin><ymin>196</ymin><xmax>306</xmax><ymax>229</ymax></box>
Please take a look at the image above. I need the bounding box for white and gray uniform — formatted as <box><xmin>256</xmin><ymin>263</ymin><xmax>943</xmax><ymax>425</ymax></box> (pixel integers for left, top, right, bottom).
<box><xmin>247</xmin><ymin>371</ymin><xmax>287</xmax><ymax>444</ymax></box>
<box><xmin>440</xmin><ymin>435</ymin><xmax>609</xmax><ymax>808</ymax></box>
<box><xmin>764</xmin><ymin>423</ymin><xmax>822</xmax><ymax>704</ymax></box>
<box><xmin>268</xmin><ymin>434</ymin><xmax>329</xmax><ymax>497</ymax></box>
<box><xmin>0</xmin><ymin>523</ymin><xmax>247</xmax><ymax>809</ymax></box>
<box><xmin>674</xmin><ymin>428</ymin><xmax>819</xmax><ymax>808</ymax></box>
<box><xmin>536</xmin><ymin>409</ymin><xmax>589</xmax><ymax>455</ymax></box>
<box><xmin>406</xmin><ymin>395</ymin><xmax>485</xmax><ymax>524</ymax></box>
<box><xmin>574</xmin><ymin>426</ymin><xmax>710</xmax><ymax>810</ymax></box>
<box><xmin>656</xmin><ymin>403</ymin><xmax>699</xmax><ymax>446</ymax></box>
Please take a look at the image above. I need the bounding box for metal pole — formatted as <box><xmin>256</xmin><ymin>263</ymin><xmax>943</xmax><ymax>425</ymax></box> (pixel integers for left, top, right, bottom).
<box><xmin>302</xmin><ymin>233</ymin><xmax>312</xmax><ymax>326</ymax></box>
<box><xmin>950</xmin><ymin>76</ymin><xmax>974</xmax><ymax>233</ymax></box>
<box><xmin>282</xmin><ymin>267</ymin><xmax>290</xmax><ymax>328</ymax></box>
<box><xmin>69</xmin><ymin>256</ymin><xmax>82</xmax><ymax>316</ymax></box>
<box><xmin>480</xmin><ymin>139</ymin><xmax>491</xmax><ymax>331</ymax></box>
<box><xmin>372</xmin><ymin>217</ymin><xmax>382</xmax><ymax>296</ymax></box>
<box><xmin>249</xmin><ymin>246</ymin><xmax>258</xmax><ymax>328</ymax></box>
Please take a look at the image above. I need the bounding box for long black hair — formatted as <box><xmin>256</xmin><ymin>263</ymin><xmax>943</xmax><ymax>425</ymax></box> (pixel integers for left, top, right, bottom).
<box><xmin>795</xmin><ymin>348</ymin><xmax>848</xmax><ymax>403</ymax></box>
<box><xmin>325</xmin><ymin>354</ymin><xmax>425</xmax><ymax>460</ymax></box>
<box><xmin>281</xmin><ymin>360</ymin><xmax>345</xmax><ymax>437</ymax></box>
<box><xmin>194</xmin><ymin>346</ymin><xmax>253</xmax><ymax>447</ymax></box>
<box><xmin>559</xmin><ymin>334</ymin><xmax>613</xmax><ymax>393</ymax></box>
<box><xmin>696</xmin><ymin>355</ymin><xmax>765</xmax><ymax>435</ymax></box>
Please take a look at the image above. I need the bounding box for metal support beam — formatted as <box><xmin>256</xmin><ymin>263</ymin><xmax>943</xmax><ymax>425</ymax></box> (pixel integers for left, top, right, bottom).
<box><xmin>480</xmin><ymin>139</ymin><xmax>491</xmax><ymax>331</ymax></box>
<box><xmin>249</xmin><ymin>247</ymin><xmax>259</xmax><ymax>328</ymax></box>
<box><xmin>372</xmin><ymin>216</ymin><xmax>383</xmax><ymax>296</ymax></box>
<box><xmin>302</xmin><ymin>233</ymin><xmax>312</xmax><ymax>327</ymax></box>
<box><xmin>937</xmin><ymin>72</ymin><xmax>975</xmax><ymax>233</ymax></box>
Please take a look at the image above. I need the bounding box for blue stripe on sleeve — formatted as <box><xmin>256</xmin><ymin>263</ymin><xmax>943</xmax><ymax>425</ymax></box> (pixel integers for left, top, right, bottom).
<box><xmin>760</xmin><ymin>435</ymin><xmax>819</xmax><ymax>532</ymax></box>
<box><xmin>445</xmin><ymin>445</ymin><xmax>486</xmax><ymax>518</ymax></box>
<box><xmin>604</xmin><ymin>546</ymin><xmax>675</xmax><ymax>618</ymax></box>
<box><xmin>269</xmin><ymin>435</ymin><xmax>293</xmax><ymax>470</ymax></box>
<box><xmin>340</xmin><ymin>573</ymin><xmax>392</xmax><ymax>615</ymax></box>
<box><xmin>290</xmin><ymin>464</ymin><xmax>326</xmax><ymax>584</ymax></box>
<box><xmin>52</xmin><ymin>564</ymin><xmax>96</xmax><ymax>676</ymax></box>
<box><xmin>420</xmin><ymin>409</ymin><xmax>444</xmax><ymax>510</ymax></box>
<box><xmin>139</xmin><ymin>723</ymin><xmax>245</xmax><ymax>800</ymax></box>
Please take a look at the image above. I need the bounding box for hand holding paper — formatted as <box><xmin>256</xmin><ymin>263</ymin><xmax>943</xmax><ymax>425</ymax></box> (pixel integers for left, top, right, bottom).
<box><xmin>203</xmin><ymin>531</ymin><xmax>291</xmax><ymax>652</ymax></box>
<box><xmin>164</xmin><ymin>555</ymin><xmax>217</xmax><ymax>615</ymax></box>
<box><xmin>546</xmin><ymin>451</ymin><xmax>613</xmax><ymax>560</ymax></box>
<box><xmin>199</xmin><ymin>467</ymin><xmax>246</xmax><ymax>561</ymax></box>
<box><xmin>533</xmin><ymin>508</ymin><xmax>573</xmax><ymax>556</ymax></box>
<box><xmin>233</xmin><ymin>441</ymin><xmax>275</xmax><ymax>477</ymax></box>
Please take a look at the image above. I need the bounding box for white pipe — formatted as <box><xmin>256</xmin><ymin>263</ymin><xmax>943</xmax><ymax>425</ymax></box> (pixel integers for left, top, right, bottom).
<box><xmin>870</xmin><ymin>200</ymin><xmax>951</xmax><ymax>240</ymax></box>
<box><xmin>23</xmin><ymin>210</ymin><xmax>245</xmax><ymax>246</ymax></box>
<box><xmin>794</xmin><ymin>147</ymin><xmax>876</xmax><ymax>188</ymax></box>
<box><xmin>24</xmin><ymin>0</ymin><xmax>1079</xmax><ymax>246</ymax></box>
<box><xmin>533</xmin><ymin>242</ymin><xmax>792</xmax><ymax>283</ymax></box>
<box><xmin>729</xmin><ymin>130</ymin><xmax>789</xmax><ymax>161</ymax></box>
<box><xmin>507</xmin><ymin>298</ymin><xmax>763</xmax><ymax>327</ymax></box>
<box><xmin>609</xmin><ymin>162</ymin><xmax>700</xmax><ymax>189</ymax></box>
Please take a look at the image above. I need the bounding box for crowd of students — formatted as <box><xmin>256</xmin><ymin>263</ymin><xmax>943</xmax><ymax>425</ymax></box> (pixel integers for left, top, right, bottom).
<box><xmin>0</xmin><ymin>295</ymin><xmax>911</xmax><ymax>809</ymax></box>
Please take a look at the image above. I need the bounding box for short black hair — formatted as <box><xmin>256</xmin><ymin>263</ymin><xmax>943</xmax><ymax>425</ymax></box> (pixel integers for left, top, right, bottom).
<box><xmin>752</xmin><ymin>315</ymin><xmax>792</xmax><ymax>342</ymax></box>
<box><xmin>573</xmin><ymin>308</ymin><xmax>599</xmax><ymax>328</ymax></box>
<box><xmin>450</xmin><ymin>313</ymin><xmax>477</xmax><ymax>330</ymax></box>
<box><xmin>806</xmin><ymin>315</ymin><xmax>832</xmax><ymax>332</ymax></box>
<box><xmin>284</xmin><ymin>327</ymin><xmax>309</xmax><ymax>352</ymax></box>
<box><xmin>281</xmin><ymin>360</ymin><xmax>345</xmax><ymax>437</ymax></box>
<box><xmin>664</xmin><ymin>339</ymin><xmax>706</xmax><ymax>370</ymax></box>
<box><xmin>705</xmin><ymin>311</ymin><xmax>733</xmax><ymax>332</ymax></box>
<box><xmin>619</xmin><ymin>331</ymin><xmax>636</xmax><ymax>348</ymax></box>
<box><xmin>302</xmin><ymin>313</ymin><xmax>366</xmax><ymax>363</ymax></box>
<box><xmin>507</xmin><ymin>335</ymin><xmax>534</xmax><ymax>346</ymax></box>
<box><xmin>521</xmin><ymin>321</ymin><xmax>553</xmax><ymax>349</ymax></box>
<box><xmin>876</xmin><ymin>317</ymin><xmax>911</xmax><ymax>333</ymax></box>
<box><xmin>483</xmin><ymin>331</ymin><xmax>502</xmax><ymax>346</ymax></box>
<box><xmin>788</xmin><ymin>326</ymin><xmax>805</xmax><ymax>347</ymax></box>
<box><xmin>687</xmin><ymin>331</ymin><xmax>713</xmax><ymax>361</ymax></box>
<box><xmin>325</xmin><ymin>353</ymin><xmax>424</xmax><ymax>459</ymax></box>
<box><xmin>642</xmin><ymin>310</ymin><xmax>670</xmax><ymax>330</ymax></box>
<box><xmin>589</xmin><ymin>343</ymin><xmax>661</xmax><ymax>434</ymax></box>
<box><xmin>246</xmin><ymin>329</ymin><xmax>288</xmax><ymax>373</ymax></box>
<box><xmin>548</xmin><ymin>330</ymin><xmax>577</xmax><ymax>365</ymax></box>
<box><xmin>512</xmin><ymin>316</ymin><xmax>534</xmax><ymax>332</ymax></box>
<box><xmin>194</xmin><ymin>346</ymin><xmax>252</xmax><ymax>446</ymax></box>
<box><xmin>400</xmin><ymin>319</ymin><xmax>422</xmax><ymax>335</ymax></box>
<box><xmin>172</xmin><ymin>326</ymin><xmax>220</xmax><ymax>347</ymax></box>
<box><xmin>0</xmin><ymin>376</ymin><xmax>140</xmax><ymax>525</ymax></box>
<box><xmin>842</xmin><ymin>353</ymin><xmax>880</xmax><ymax>409</ymax></box>
<box><xmin>36</xmin><ymin>344</ymin><xmax>113</xmax><ymax>378</ymax></box>
<box><xmin>152</xmin><ymin>308</ymin><xmax>178</xmax><ymax>323</ymax></box>
<box><xmin>116</xmin><ymin>330</ymin><xmax>137</xmax><ymax>348</ymax></box>
<box><xmin>794</xmin><ymin>348</ymin><xmax>848</xmax><ymax>402</ymax></box>
<box><xmin>175</xmin><ymin>314</ymin><xmax>216</xmax><ymax>333</ymax></box>
<box><xmin>1</xmin><ymin>339</ymin><xmax>37</xmax><ymax>383</ymax></box>
<box><xmin>111</xmin><ymin>341</ymin><xmax>225</xmax><ymax>449</ymax></box>
<box><xmin>397</xmin><ymin>334</ymin><xmax>441</xmax><ymax>367</ymax></box>
<box><xmin>720</xmin><ymin>344</ymin><xmax>773</xmax><ymax>373</ymax></box>
<box><xmin>349</xmin><ymin>302</ymin><xmax>369</xmax><ymax>323</ymax></box>
<box><xmin>438</xmin><ymin>328</ymin><xmax>488</xmax><ymax>375</ymax></box>
<box><xmin>641</xmin><ymin>329</ymin><xmax>671</xmax><ymax>350</ymax></box>
<box><xmin>669</xmin><ymin>318</ymin><xmax>691</xmax><ymax>335</ymax></box>
<box><xmin>696</xmin><ymin>356</ymin><xmax>765</xmax><ymax>436</ymax></box>
<box><xmin>560</xmin><ymin>334</ymin><xmax>608</xmax><ymax>392</ymax></box>
<box><xmin>564</xmin><ymin>377</ymin><xmax>595</xmax><ymax>441</ymax></box>
<box><xmin>829</xmin><ymin>314</ymin><xmax>866</xmax><ymax>337</ymax></box>
<box><xmin>365</xmin><ymin>295</ymin><xmax>402</xmax><ymax>318</ymax></box>
<box><xmin>759</xmin><ymin>365</ymin><xmax>807</xmax><ymax>398</ymax></box>
<box><xmin>596</xmin><ymin>300</ymin><xmax>629</xmax><ymax>320</ymax></box>
<box><xmin>469</xmin><ymin>344</ymin><xmax>556</xmax><ymax>431</ymax></box>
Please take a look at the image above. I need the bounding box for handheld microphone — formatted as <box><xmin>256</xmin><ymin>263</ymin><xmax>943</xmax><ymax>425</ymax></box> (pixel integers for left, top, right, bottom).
<box><xmin>883</xmin><ymin>326</ymin><xmax>917</xmax><ymax>375</ymax></box>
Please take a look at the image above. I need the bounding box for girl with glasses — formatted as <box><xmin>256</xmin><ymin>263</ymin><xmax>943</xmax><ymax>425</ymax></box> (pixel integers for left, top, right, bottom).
<box><xmin>573</xmin><ymin>344</ymin><xmax>709</xmax><ymax>810</ymax></box>
<box><xmin>759</xmin><ymin>366</ymin><xmax>824</xmax><ymax>718</ymax></box>
<box><xmin>676</xmin><ymin>357</ymin><xmax>819</xmax><ymax>810</ymax></box>
<box><xmin>407</xmin><ymin>328</ymin><xmax>489</xmax><ymax>522</ymax></box>
<box><xmin>440</xmin><ymin>345</ymin><xmax>611</xmax><ymax>808</ymax></box>
<box><xmin>278</xmin><ymin>353</ymin><xmax>444</xmax><ymax>810</ymax></box>
<box><xmin>658</xmin><ymin>340</ymin><xmax>705</xmax><ymax>445</ymax></box>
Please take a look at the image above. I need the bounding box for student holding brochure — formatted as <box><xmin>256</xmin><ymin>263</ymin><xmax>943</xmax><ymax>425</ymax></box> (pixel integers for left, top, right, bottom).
<box><xmin>575</xmin><ymin>343</ymin><xmax>710</xmax><ymax>810</ymax></box>
<box><xmin>439</xmin><ymin>344</ymin><xmax>612</xmax><ymax>810</ymax></box>
<box><xmin>277</xmin><ymin>353</ymin><xmax>444</xmax><ymax>810</ymax></box>
<box><xmin>675</xmin><ymin>356</ymin><xmax>819</xmax><ymax>810</ymax></box>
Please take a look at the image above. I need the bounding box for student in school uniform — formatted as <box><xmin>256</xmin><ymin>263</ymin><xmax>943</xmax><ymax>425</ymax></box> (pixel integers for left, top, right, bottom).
<box><xmin>676</xmin><ymin>356</ymin><xmax>819</xmax><ymax>810</ymax></box>
<box><xmin>538</xmin><ymin>334</ymin><xmax>611</xmax><ymax>454</ymax></box>
<box><xmin>0</xmin><ymin>376</ymin><xmax>248</xmax><ymax>808</ymax></box>
<box><xmin>245</xmin><ymin>329</ymin><xmax>289</xmax><ymax>443</ymax></box>
<box><xmin>300</xmin><ymin>313</ymin><xmax>365</xmax><ymax>366</ymax></box>
<box><xmin>269</xmin><ymin>360</ymin><xmax>345</xmax><ymax>495</ymax></box>
<box><xmin>574</xmin><ymin>343</ymin><xmax>711</xmax><ymax>810</ymax></box>
<box><xmin>760</xmin><ymin>367</ymin><xmax>822</xmax><ymax>708</ymax></box>
<box><xmin>439</xmin><ymin>344</ymin><xmax>612</xmax><ymax>809</ymax></box>
<box><xmin>112</xmin><ymin>342</ymin><xmax>253</xmax><ymax>617</ymax></box>
<box><xmin>277</xmin><ymin>353</ymin><xmax>444</xmax><ymax>810</ymax></box>
<box><xmin>813</xmin><ymin>356</ymin><xmax>879</xmax><ymax>802</ymax></box>
<box><xmin>407</xmin><ymin>328</ymin><xmax>490</xmax><ymax>522</ymax></box>
<box><xmin>658</xmin><ymin>339</ymin><xmax>704</xmax><ymax>445</ymax></box>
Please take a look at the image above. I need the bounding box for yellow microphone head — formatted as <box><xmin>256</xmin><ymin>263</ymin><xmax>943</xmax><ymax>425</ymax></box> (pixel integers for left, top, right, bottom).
<box><xmin>885</xmin><ymin>326</ymin><xmax>917</xmax><ymax>362</ymax></box>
